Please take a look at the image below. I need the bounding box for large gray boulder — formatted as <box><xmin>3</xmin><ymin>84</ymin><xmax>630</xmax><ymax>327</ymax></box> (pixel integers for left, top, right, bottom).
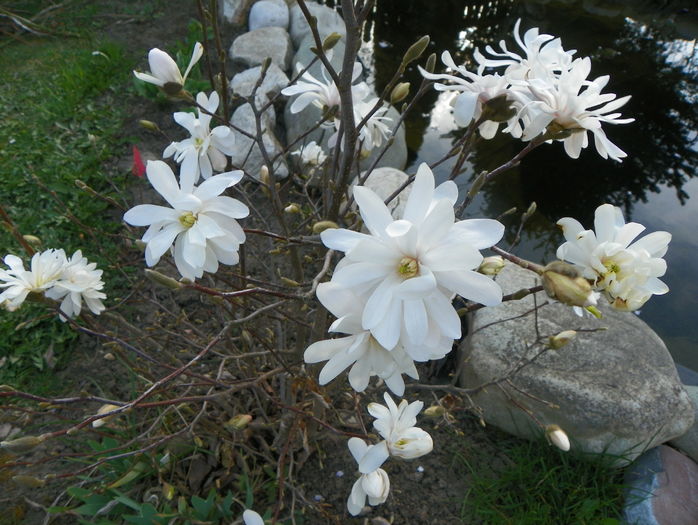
<box><xmin>230</xmin><ymin>63</ymin><xmax>290</xmax><ymax>108</ymax></box>
<box><xmin>670</xmin><ymin>385</ymin><xmax>698</xmax><ymax>463</ymax></box>
<box><xmin>229</xmin><ymin>103</ymin><xmax>288</xmax><ymax>179</ymax></box>
<box><xmin>219</xmin><ymin>0</ymin><xmax>256</xmax><ymax>26</ymax></box>
<box><xmin>460</xmin><ymin>263</ymin><xmax>694</xmax><ymax>465</ymax></box>
<box><xmin>288</xmin><ymin>1</ymin><xmax>346</xmax><ymax>47</ymax></box>
<box><xmin>249</xmin><ymin>0</ymin><xmax>289</xmax><ymax>31</ymax></box>
<box><xmin>229</xmin><ymin>27</ymin><xmax>293</xmax><ymax>70</ymax></box>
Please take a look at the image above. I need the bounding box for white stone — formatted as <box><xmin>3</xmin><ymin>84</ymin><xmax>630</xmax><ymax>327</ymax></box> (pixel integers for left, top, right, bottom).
<box><xmin>231</xmin><ymin>63</ymin><xmax>290</xmax><ymax>108</ymax></box>
<box><xmin>670</xmin><ymin>385</ymin><xmax>698</xmax><ymax>463</ymax></box>
<box><xmin>219</xmin><ymin>0</ymin><xmax>256</xmax><ymax>26</ymax></box>
<box><xmin>249</xmin><ymin>0</ymin><xmax>289</xmax><ymax>31</ymax></box>
<box><xmin>230</xmin><ymin>26</ymin><xmax>293</xmax><ymax>71</ymax></box>
<box><xmin>229</xmin><ymin>103</ymin><xmax>288</xmax><ymax>179</ymax></box>
<box><xmin>288</xmin><ymin>1</ymin><xmax>346</xmax><ymax>47</ymax></box>
<box><xmin>461</xmin><ymin>263</ymin><xmax>695</xmax><ymax>465</ymax></box>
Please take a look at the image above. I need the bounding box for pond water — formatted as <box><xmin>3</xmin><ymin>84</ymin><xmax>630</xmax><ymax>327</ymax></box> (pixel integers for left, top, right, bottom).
<box><xmin>355</xmin><ymin>1</ymin><xmax>698</xmax><ymax>368</ymax></box>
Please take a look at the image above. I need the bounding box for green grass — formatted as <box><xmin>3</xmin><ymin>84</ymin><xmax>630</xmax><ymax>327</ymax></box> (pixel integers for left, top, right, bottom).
<box><xmin>458</xmin><ymin>436</ymin><xmax>626</xmax><ymax>524</ymax></box>
<box><xmin>0</xmin><ymin>16</ymin><xmax>134</xmax><ymax>389</ymax></box>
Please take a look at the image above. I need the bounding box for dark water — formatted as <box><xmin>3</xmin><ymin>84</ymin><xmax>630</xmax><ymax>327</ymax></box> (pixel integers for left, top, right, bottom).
<box><xmin>360</xmin><ymin>0</ymin><xmax>698</xmax><ymax>368</ymax></box>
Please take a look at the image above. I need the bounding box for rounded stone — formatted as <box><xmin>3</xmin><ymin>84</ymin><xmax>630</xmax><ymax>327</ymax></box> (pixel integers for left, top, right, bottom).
<box><xmin>248</xmin><ymin>0</ymin><xmax>290</xmax><ymax>31</ymax></box>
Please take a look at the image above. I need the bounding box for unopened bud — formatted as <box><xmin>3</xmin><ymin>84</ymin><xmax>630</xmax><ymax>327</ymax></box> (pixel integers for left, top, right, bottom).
<box><xmin>390</xmin><ymin>82</ymin><xmax>410</xmax><ymax>104</ymax></box>
<box><xmin>225</xmin><ymin>414</ymin><xmax>252</xmax><ymax>430</ymax></box>
<box><xmin>401</xmin><ymin>35</ymin><xmax>430</xmax><ymax>67</ymax></box>
<box><xmin>145</xmin><ymin>269</ymin><xmax>183</xmax><ymax>290</ymax></box>
<box><xmin>260</xmin><ymin>165</ymin><xmax>271</xmax><ymax>196</ymax></box>
<box><xmin>423</xmin><ymin>405</ymin><xmax>446</xmax><ymax>417</ymax></box>
<box><xmin>139</xmin><ymin>120</ymin><xmax>160</xmax><ymax>132</ymax></box>
<box><xmin>545</xmin><ymin>424</ymin><xmax>570</xmax><ymax>451</ymax></box>
<box><xmin>280</xmin><ymin>277</ymin><xmax>300</xmax><ymax>287</ymax></box>
<box><xmin>104</xmin><ymin>352</ymin><xmax>116</xmax><ymax>361</ymax></box>
<box><xmin>542</xmin><ymin>261</ymin><xmax>596</xmax><ymax>308</ymax></box>
<box><xmin>467</xmin><ymin>171</ymin><xmax>488</xmax><ymax>199</ymax></box>
<box><xmin>284</xmin><ymin>203</ymin><xmax>301</xmax><ymax>214</ymax></box>
<box><xmin>322</xmin><ymin>32</ymin><xmax>342</xmax><ymax>51</ymax></box>
<box><xmin>1</xmin><ymin>434</ymin><xmax>46</xmax><ymax>454</ymax></box>
<box><xmin>425</xmin><ymin>52</ymin><xmax>437</xmax><ymax>74</ymax></box>
<box><xmin>523</xmin><ymin>201</ymin><xmax>537</xmax><ymax>222</ymax></box>
<box><xmin>312</xmin><ymin>220</ymin><xmax>338</xmax><ymax>234</ymax></box>
<box><xmin>12</xmin><ymin>475</ymin><xmax>46</xmax><ymax>488</ymax></box>
<box><xmin>22</xmin><ymin>234</ymin><xmax>41</xmax><ymax>247</ymax></box>
<box><xmin>478</xmin><ymin>256</ymin><xmax>505</xmax><ymax>276</ymax></box>
<box><xmin>548</xmin><ymin>330</ymin><xmax>576</xmax><ymax>350</ymax></box>
<box><xmin>92</xmin><ymin>404</ymin><xmax>122</xmax><ymax>428</ymax></box>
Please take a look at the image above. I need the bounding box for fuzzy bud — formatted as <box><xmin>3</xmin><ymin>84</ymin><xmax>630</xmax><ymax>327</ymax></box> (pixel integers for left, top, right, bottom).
<box><xmin>12</xmin><ymin>475</ymin><xmax>46</xmax><ymax>488</ymax></box>
<box><xmin>138</xmin><ymin>120</ymin><xmax>160</xmax><ymax>132</ymax></box>
<box><xmin>548</xmin><ymin>330</ymin><xmax>577</xmax><ymax>350</ymax></box>
<box><xmin>542</xmin><ymin>261</ymin><xmax>596</xmax><ymax>308</ymax></box>
<box><xmin>545</xmin><ymin>424</ymin><xmax>570</xmax><ymax>451</ymax></box>
<box><xmin>390</xmin><ymin>82</ymin><xmax>410</xmax><ymax>104</ymax></box>
<box><xmin>284</xmin><ymin>203</ymin><xmax>301</xmax><ymax>214</ymax></box>
<box><xmin>322</xmin><ymin>32</ymin><xmax>343</xmax><ymax>51</ymax></box>
<box><xmin>423</xmin><ymin>405</ymin><xmax>446</xmax><ymax>417</ymax></box>
<box><xmin>401</xmin><ymin>35</ymin><xmax>430</xmax><ymax>67</ymax></box>
<box><xmin>92</xmin><ymin>404</ymin><xmax>122</xmax><ymax>428</ymax></box>
<box><xmin>225</xmin><ymin>414</ymin><xmax>253</xmax><ymax>430</ymax></box>
<box><xmin>312</xmin><ymin>220</ymin><xmax>338</xmax><ymax>234</ymax></box>
<box><xmin>0</xmin><ymin>434</ymin><xmax>46</xmax><ymax>454</ymax></box>
<box><xmin>145</xmin><ymin>269</ymin><xmax>183</xmax><ymax>290</ymax></box>
<box><xmin>478</xmin><ymin>256</ymin><xmax>505</xmax><ymax>276</ymax></box>
<box><xmin>425</xmin><ymin>52</ymin><xmax>437</xmax><ymax>74</ymax></box>
<box><xmin>22</xmin><ymin>234</ymin><xmax>41</xmax><ymax>247</ymax></box>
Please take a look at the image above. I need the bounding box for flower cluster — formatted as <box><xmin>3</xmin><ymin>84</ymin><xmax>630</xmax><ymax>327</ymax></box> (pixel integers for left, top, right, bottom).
<box><xmin>346</xmin><ymin>393</ymin><xmax>432</xmax><ymax>516</ymax></box>
<box><xmin>0</xmin><ymin>249</ymin><xmax>106</xmax><ymax>320</ymax></box>
<box><xmin>282</xmin><ymin>61</ymin><xmax>392</xmax><ymax>153</ymax></box>
<box><xmin>305</xmin><ymin>163</ymin><xmax>503</xmax><ymax>396</ymax></box>
<box><xmin>123</xmin><ymin>160</ymin><xmax>249</xmax><ymax>281</ymax></box>
<box><xmin>420</xmin><ymin>19</ymin><xmax>633</xmax><ymax>161</ymax></box>
<box><xmin>556</xmin><ymin>203</ymin><xmax>670</xmax><ymax>311</ymax></box>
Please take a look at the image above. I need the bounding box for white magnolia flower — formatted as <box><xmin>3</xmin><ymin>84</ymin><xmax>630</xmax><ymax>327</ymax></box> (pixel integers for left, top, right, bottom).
<box><xmin>282</xmin><ymin>62</ymin><xmax>369</xmax><ymax>115</ymax></box>
<box><xmin>123</xmin><ymin>160</ymin><xmax>249</xmax><ymax>281</ymax></box>
<box><xmin>474</xmin><ymin>19</ymin><xmax>576</xmax><ymax>81</ymax></box>
<box><xmin>347</xmin><ymin>437</ymin><xmax>391</xmax><ymax>516</ymax></box>
<box><xmin>353</xmin><ymin>99</ymin><xmax>393</xmax><ymax>151</ymax></box>
<box><xmin>291</xmin><ymin>140</ymin><xmax>327</xmax><ymax>166</ymax></box>
<box><xmin>512</xmin><ymin>57</ymin><xmax>634</xmax><ymax>161</ymax></box>
<box><xmin>358</xmin><ymin>392</ymin><xmax>433</xmax><ymax>473</ymax></box>
<box><xmin>242</xmin><ymin>510</ymin><xmax>264</xmax><ymax>525</ymax></box>
<box><xmin>545</xmin><ymin>424</ymin><xmax>571</xmax><ymax>452</ymax></box>
<box><xmin>163</xmin><ymin>91</ymin><xmax>236</xmax><ymax>183</ymax></box>
<box><xmin>45</xmin><ymin>250</ymin><xmax>106</xmax><ymax>319</ymax></box>
<box><xmin>0</xmin><ymin>249</ymin><xmax>66</xmax><ymax>311</ymax></box>
<box><xmin>419</xmin><ymin>51</ymin><xmax>513</xmax><ymax>139</ymax></box>
<box><xmin>304</xmin><ymin>282</ymin><xmax>419</xmax><ymax>396</ymax></box>
<box><xmin>133</xmin><ymin>43</ymin><xmax>204</xmax><ymax>90</ymax></box>
<box><xmin>557</xmin><ymin>203</ymin><xmax>670</xmax><ymax>311</ymax></box>
<box><xmin>321</xmin><ymin>163</ymin><xmax>503</xmax><ymax>352</ymax></box>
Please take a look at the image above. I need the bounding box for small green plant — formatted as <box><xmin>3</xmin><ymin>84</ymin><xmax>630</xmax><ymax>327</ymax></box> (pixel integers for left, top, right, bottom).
<box><xmin>458</xmin><ymin>436</ymin><xmax>625</xmax><ymax>524</ymax></box>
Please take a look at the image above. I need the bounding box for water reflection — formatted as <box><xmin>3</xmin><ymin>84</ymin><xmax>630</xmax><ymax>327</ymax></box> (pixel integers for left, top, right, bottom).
<box><xmin>367</xmin><ymin>0</ymin><xmax>698</xmax><ymax>367</ymax></box>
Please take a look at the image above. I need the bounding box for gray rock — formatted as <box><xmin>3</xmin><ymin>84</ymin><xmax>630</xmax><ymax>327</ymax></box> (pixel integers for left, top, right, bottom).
<box><xmin>230</xmin><ymin>27</ymin><xmax>293</xmax><ymax>70</ymax></box>
<box><xmin>249</xmin><ymin>0</ymin><xmax>289</xmax><ymax>31</ymax></box>
<box><xmin>351</xmin><ymin>167</ymin><xmax>412</xmax><ymax>218</ymax></box>
<box><xmin>671</xmin><ymin>385</ymin><xmax>698</xmax><ymax>463</ymax></box>
<box><xmin>288</xmin><ymin>1</ymin><xmax>346</xmax><ymax>47</ymax></box>
<box><xmin>231</xmin><ymin>63</ymin><xmax>290</xmax><ymax>108</ymax></box>
<box><xmin>219</xmin><ymin>0</ymin><xmax>256</xmax><ymax>26</ymax></box>
<box><xmin>461</xmin><ymin>263</ymin><xmax>695</xmax><ymax>465</ymax></box>
<box><xmin>623</xmin><ymin>445</ymin><xmax>698</xmax><ymax>525</ymax></box>
<box><xmin>229</xmin><ymin>103</ymin><xmax>288</xmax><ymax>179</ymax></box>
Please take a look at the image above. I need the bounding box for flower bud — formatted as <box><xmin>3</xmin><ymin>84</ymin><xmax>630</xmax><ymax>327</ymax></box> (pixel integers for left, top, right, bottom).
<box><xmin>312</xmin><ymin>220</ymin><xmax>338</xmax><ymax>234</ymax></box>
<box><xmin>138</xmin><ymin>120</ymin><xmax>160</xmax><ymax>132</ymax></box>
<box><xmin>388</xmin><ymin>427</ymin><xmax>433</xmax><ymax>460</ymax></box>
<box><xmin>225</xmin><ymin>414</ymin><xmax>253</xmax><ymax>431</ymax></box>
<box><xmin>284</xmin><ymin>203</ymin><xmax>301</xmax><ymax>214</ymax></box>
<box><xmin>12</xmin><ymin>475</ymin><xmax>46</xmax><ymax>488</ymax></box>
<box><xmin>104</xmin><ymin>352</ymin><xmax>116</xmax><ymax>361</ymax></box>
<box><xmin>92</xmin><ymin>404</ymin><xmax>122</xmax><ymax>428</ymax></box>
<box><xmin>390</xmin><ymin>82</ymin><xmax>410</xmax><ymax>104</ymax></box>
<box><xmin>545</xmin><ymin>424</ymin><xmax>570</xmax><ymax>451</ymax></box>
<box><xmin>478</xmin><ymin>256</ymin><xmax>505</xmax><ymax>276</ymax></box>
<box><xmin>522</xmin><ymin>201</ymin><xmax>537</xmax><ymax>222</ymax></box>
<box><xmin>542</xmin><ymin>261</ymin><xmax>596</xmax><ymax>307</ymax></box>
<box><xmin>423</xmin><ymin>405</ymin><xmax>446</xmax><ymax>417</ymax></box>
<box><xmin>0</xmin><ymin>434</ymin><xmax>46</xmax><ymax>454</ymax></box>
<box><xmin>22</xmin><ymin>234</ymin><xmax>41</xmax><ymax>247</ymax></box>
<box><xmin>548</xmin><ymin>330</ymin><xmax>576</xmax><ymax>350</ymax></box>
<box><xmin>145</xmin><ymin>269</ymin><xmax>183</xmax><ymax>290</ymax></box>
<box><xmin>425</xmin><ymin>52</ymin><xmax>437</xmax><ymax>74</ymax></box>
<box><xmin>322</xmin><ymin>32</ymin><xmax>343</xmax><ymax>51</ymax></box>
<box><xmin>401</xmin><ymin>35</ymin><xmax>430</xmax><ymax>67</ymax></box>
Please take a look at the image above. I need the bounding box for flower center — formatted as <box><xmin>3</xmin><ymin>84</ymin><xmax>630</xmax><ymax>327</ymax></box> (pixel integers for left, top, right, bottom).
<box><xmin>397</xmin><ymin>256</ymin><xmax>419</xmax><ymax>279</ymax></box>
<box><xmin>179</xmin><ymin>211</ymin><xmax>197</xmax><ymax>228</ymax></box>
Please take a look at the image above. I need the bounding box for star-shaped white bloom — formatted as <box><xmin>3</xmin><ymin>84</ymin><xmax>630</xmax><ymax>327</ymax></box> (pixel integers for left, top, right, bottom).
<box><xmin>321</xmin><ymin>163</ymin><xmax>503</xmax><ymax>352</ymax></box>
<box><xmin>45</xmin><ymin>250</ymin><xmax>106</xmax><ymax>319</ymax></box>
<box><xmin>304</xmin><ymin>282</ymin><xmax>419</xmax><ymax>396</ymax></box>
<box><xmin>557</xmin><ymin>203</ymin><xmax>670</xmax><ymax>311</ymax></box>
<box><xmin>346</xmin><ymin>437</ymin><xmax>391</xmax><ymax>516</ymax></box>
<box><xmin>291</xmin><ymin>140</ymin><xmax>327</xmax><ymax>167</ymax></box>
<box><xmin>133</xmin><ymin>43</ymin><xmax>203</xmax><ymax>90</ymax></box>
<box><xmin>123</xmin><ymin>160</ymin><xmax>249</xmax><ymax>281</ymax></box>
<box><xmin>163</xmin><ymin>91</ymin><xmax>236</xmax><ymax>184</ymax></box>
<box><xmin>357</xmin><ymin>392</ymin><xmax>433</xmax><ymax>473</ymax></box>
<box><xmin>0</xmin><ymin>250</ymin><xmax>66</xmax><ymax>311</ymax></box>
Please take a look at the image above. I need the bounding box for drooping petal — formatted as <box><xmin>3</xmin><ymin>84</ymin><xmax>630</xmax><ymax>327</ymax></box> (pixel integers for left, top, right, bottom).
<box><xmin>358</xmin><ymin>441</ymin><xmax>390</xmax><ymax>474</ymax></box>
